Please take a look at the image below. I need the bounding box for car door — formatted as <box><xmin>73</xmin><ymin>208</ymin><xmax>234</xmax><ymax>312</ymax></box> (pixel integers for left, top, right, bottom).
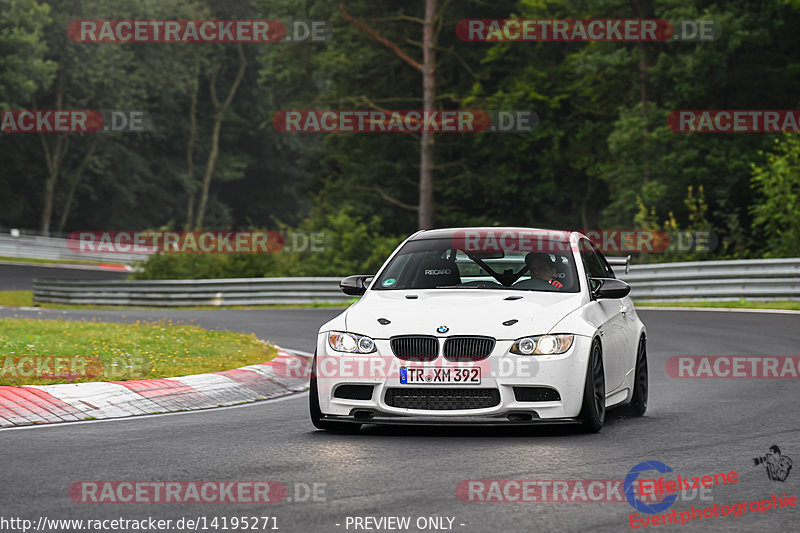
<box><xmin>596</xmin><ymin>249</ymin><xmax>638</xmax><ymax>379</ymax></box>
<box><xmin>579</xmin><ymin>239</ymin><xmax>626</xmax><ymax>392</ymax></box>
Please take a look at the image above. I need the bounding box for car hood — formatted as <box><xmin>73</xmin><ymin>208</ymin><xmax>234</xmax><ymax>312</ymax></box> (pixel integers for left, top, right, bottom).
<box><xmin>343</xmin><ymin>289</ymin><xmax>586</xmax><ymax>339</ymax></box>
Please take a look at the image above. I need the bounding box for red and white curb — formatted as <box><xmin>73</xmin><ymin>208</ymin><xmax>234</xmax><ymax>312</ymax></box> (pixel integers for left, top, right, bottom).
<box><xmin>0</xmin><ymin>346</ymin><xmax>311</xmax><ymax>428</ymax></box>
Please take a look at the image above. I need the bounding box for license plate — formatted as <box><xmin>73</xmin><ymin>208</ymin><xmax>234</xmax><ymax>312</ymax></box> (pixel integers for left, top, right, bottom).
<box><xmin>400</xmin><ymin>367</ymin><xmax>481</xmax><ymax>384</ymax></box>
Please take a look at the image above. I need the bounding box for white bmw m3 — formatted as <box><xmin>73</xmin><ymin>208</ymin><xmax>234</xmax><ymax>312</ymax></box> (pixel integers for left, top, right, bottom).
<box><xmin>309</xmin><ymin>227</ymin><xmax>648</xmax><ymax>433</ymax></box>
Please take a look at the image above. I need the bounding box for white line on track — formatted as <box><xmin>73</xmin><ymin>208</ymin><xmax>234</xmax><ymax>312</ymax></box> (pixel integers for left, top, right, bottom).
<box><xmin>282</xmin><ymin>347</ymin><xmax>314</xmax><ymax>356</ymax></box>
<box><xmin>639</xmin><ymin>306</ymin><xmax>800</xmax><ymax>315</ymax></box>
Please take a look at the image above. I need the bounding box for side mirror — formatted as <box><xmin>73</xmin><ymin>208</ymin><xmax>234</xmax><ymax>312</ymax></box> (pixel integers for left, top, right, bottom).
<box><xmin>339</xmin><ymin>275</ymin><xmax>373</xmax><ymax>296</ymax></box>
<box><xmin>591</xmin><ymin>278</ymin><xmax>631</xmax><ymax>299</ymax></box>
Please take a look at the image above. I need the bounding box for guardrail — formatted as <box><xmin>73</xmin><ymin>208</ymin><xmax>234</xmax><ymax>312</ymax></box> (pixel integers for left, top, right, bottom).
<box><xmin>617</xmin><ymin>258</ymin><xmax>800</xmax><ymax>301</ymax></box>
<box><xmin>0</xmin><ymin>234</ymin><xmax>144</xmax><ymax>264</ymax></box>
<box><xmin>30</xmin><ymin>258</ymin><xmax>800</xmax><ymax>306</ymax></box>
<box><xmin>32</xmin><ymin>277</ymin><xmax>354</xmax><ymax>306</ymax></box>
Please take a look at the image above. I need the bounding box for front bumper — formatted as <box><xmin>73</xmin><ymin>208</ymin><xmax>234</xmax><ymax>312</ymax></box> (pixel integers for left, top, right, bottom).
<box><xmin>315</xmin><ymin>334</ymin><xmax>593</xmax><ymax>424</ymax></box>
<box><xmin>320</xmin><ymin>412</ymin><xmax>579</xmax><ymax>426</ymax></box>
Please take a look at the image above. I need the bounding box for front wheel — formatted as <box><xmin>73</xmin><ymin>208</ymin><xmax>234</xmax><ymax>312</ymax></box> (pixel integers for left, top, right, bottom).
<box><xmin>309</xmin><ymin>355</ymin><xmax>362</xmax><ymax>433</ymax></box>
<box><xmin>623</xmin><ymin>335</ymin><xmax>648</xmax><ymax>417</ymax></box>
<box><xmin>578</xmin><ymin>339</ymin><xmax>605</xmax><ymax>433</ymax></box>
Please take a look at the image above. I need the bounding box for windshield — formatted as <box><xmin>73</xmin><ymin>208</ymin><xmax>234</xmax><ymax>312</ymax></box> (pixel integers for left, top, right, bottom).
<box><xmin>373</xmin><ymin>238</ymin><xmax>580</xmax><ymax>292</ymax></box>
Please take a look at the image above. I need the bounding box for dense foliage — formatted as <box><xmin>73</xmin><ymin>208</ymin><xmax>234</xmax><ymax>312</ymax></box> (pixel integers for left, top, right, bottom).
<box><xmin>2</xmin><ymin>0</ymin><xmax>799</xmax><ymax>277</ymax></box>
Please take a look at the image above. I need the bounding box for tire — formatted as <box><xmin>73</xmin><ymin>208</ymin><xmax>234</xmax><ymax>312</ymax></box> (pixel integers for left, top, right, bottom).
<box><xmin>309</xmin><ymin>354</ymin><xmax>362</xmax><ymax>433</ymax></box>
<box><xmin>623</xmin><ymin>335</ymin><xmax>648</xmax><ymax>417</ymax></box>
<box><xmin>578</xmin><ymin>339</ymin><xmax>605</xmax><ymax>433</ymax></box>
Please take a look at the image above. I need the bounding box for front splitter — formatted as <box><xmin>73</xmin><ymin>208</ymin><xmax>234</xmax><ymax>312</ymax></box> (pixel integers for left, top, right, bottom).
<box><xmin>321</xmin><ymin>412</ymin><xmax>579</xmax><ymax>426</ymax></box>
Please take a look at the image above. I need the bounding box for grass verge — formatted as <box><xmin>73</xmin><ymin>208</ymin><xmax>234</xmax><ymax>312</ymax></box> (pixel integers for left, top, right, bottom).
<box><xmin>0</xmin><ymin>291</ymin><xmax>33</xmax><ymax>307</ymax></box>
<box><xmin>635</xmin><ymin>300</ymin><xmax>800</xmax><ymax>311</ymax></box>
<box><xmin>0</xmin><ymin>318</ymin><xmax>276</xmax><ymax>386</ymax></box>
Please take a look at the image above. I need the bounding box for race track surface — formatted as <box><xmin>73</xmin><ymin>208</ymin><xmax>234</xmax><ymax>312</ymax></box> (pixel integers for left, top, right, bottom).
<box><xmin>2</xmin><ymin>307</ymin><xmax>799</xmax><ymax>533</ymax></box>
<box><xmin>0</xmin><ymin>263</ymin><xmax>128</xmax><ymax>291</ymax></box>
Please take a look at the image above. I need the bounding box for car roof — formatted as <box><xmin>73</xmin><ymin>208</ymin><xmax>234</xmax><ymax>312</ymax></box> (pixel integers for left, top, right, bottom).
<box><xmin>408</xmin><ymin>227</ymin><xmax>575</xmax><ymax>242</ymax></box>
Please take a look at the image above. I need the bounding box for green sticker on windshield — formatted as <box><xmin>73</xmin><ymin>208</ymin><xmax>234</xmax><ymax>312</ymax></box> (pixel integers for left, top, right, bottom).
<box><xmin>382</xmin><ymin>278</ymin><xmax>396</xmax><ymax>287</ymax></box>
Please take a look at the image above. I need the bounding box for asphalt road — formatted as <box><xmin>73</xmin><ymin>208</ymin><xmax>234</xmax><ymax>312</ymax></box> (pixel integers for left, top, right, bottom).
<box><xmin>2</xmin><ymin>307</ymin><xmax>799</xmax><ymax>533</ymax></box>
<box><xmin>0</xmin><ymin>262</ymin><xmax>127</xmax><ymax>291</ymax></box>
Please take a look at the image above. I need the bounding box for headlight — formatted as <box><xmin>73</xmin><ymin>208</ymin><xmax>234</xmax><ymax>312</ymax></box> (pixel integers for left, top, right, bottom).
<box><xmin>510</xmin><ymin>334</ymin><xmax>574</xmax><ymax>355</ymax></box>
<box><xmin>328</xmin><ymin>331</ymin><xmax>377</xmax><ymax>354</ymax></box>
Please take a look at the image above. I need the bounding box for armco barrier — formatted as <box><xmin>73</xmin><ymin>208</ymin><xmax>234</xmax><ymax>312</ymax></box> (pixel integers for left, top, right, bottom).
<box><xmin>32</xmin><ymin>277</ymin><xmax>353</xmax><ymax>306</ymax></box>
<box><xmin>617</xmin><ymin>258</ymin><xmax>800</xmax><ymax>301</ymax></box>
<box><xmin>29</xmin><ymin>258</ymin><xmax>800</xmax><ymax>306</ymax></box>
<box><xmin>0</xmin><ymin>233</ymin><xmax>144</xmax><ymax>264</ymax></box>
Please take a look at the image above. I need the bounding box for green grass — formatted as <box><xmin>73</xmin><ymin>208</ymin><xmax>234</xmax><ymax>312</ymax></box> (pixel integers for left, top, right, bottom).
<box><xmin>0</xmin><ymin>291</ymin><xmax>33</xmax><ymax>307</ymax></box>
<box><xmin>635</xmin><ymin>300</ymin><xmax>800</xmax><ymax>311</ymax></box>
<box><xmin>0</xmin><ymin>256</ymin><xmax>128</xmax><ymax>266</ymax></box>
<box><xmin>0</xmin><ymin>318</ymin><xmax>276</xmax><ymax>386</ymax></box>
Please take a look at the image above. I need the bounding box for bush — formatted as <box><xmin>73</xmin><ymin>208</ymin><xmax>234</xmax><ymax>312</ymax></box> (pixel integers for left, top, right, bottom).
<box><xmin>131</xmin><ymin>207</ymin><xmax>403</xmax><ymax>280</ymax></box>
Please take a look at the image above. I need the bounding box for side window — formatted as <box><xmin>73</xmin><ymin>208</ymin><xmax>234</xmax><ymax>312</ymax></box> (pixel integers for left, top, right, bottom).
<box><xmin>594</xmin><ymin>247</ymin><xmax>616</xmax><ymax>278</ymax></box>
<box><xmin>579</xmin><ymin>239</ymin><xmax>607</xmax><ymax>291</ymax></box>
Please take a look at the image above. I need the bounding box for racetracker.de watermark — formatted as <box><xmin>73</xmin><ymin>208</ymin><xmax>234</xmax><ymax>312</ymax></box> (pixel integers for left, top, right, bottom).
<box><xmin>68</xmin><ymin>481</ymin><xmax>326</xmax><ymax>504</ymax></box>
<box><xmin>272</xmin><ymin>110</ymin><xmax>538</xmax><ymax>133</ymax></box>
<box><xmin>1</xmin><ymin>110</ymin><xmax>150</xmax><ymax>133</ymax></box>
<box><xmin>66</xmin><ymin>231</ymin><xmax>328</xmax><ymax>254</ymax></box>
<box><xmin>456</xmin><ymin>479</ymin><xmax>713</xmax><ymax>503</ymax></box>
<box><xmin>667</xmin><ymin>110</ymin><xmax>800</xmax><ymax>132</ymax></box>
<box><xmin>68</xmin><ymin>20</ymin><xmax>330</xmax><ymax>43</ymax></box>
<box><xmin>450</xmin><ymin>229</ymin><xmax>717</xmax><ymax>254</ymax></box>
<box><xmin>667</xmin><ymin>356</ymin><xmax>800</xmax><ymax>378</ymax></box>
<box><xmin>293</xmin><ymin>355</ymin><xmax>540</xmax><ymax>381</ymax></box>
<box><xmin>0</xmin><ymin>356</ymin><xmax>144</xmax><ymax>381</ymax></box>
<box><xmin>456</xmin><ymin>19</ymin><xmax>720</xmax><ymax>42</ymax></box>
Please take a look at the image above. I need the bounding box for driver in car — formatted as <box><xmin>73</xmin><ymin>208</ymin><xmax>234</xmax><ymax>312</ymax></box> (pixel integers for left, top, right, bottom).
<box><xmin>525</xmin><ymin>252</ymin><xmax>564</xmax><ymax>289</ymax></box>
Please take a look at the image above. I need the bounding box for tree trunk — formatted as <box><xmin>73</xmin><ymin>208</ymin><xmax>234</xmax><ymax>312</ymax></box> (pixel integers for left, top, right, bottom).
<box><xmin>632</xmin><ymin>0</ymin><xmax>651</xmax><ymax>185</ymax></box>
<box><xmin>185</xmin><ymin>59</ymin><xmax>200</xmax><ymax>230</ymax></box>
<box><xmin>40</xmin><ymin>168</ymin><xmax>57</xmax><ymax>235</ymax></box>
<box><xmin>194</xmin><ymin>44</ymin><xmax>247</xmax><ymax>229</ymax></box>
<box><xmin>194</xmin><ymin>116</ymin><xmax>222</xmax><ymax>229</ymax></box>
<box><xmin>417</xmin><ymin>0</ymin><xmax>436</xmax><ymax>230</ymax></box>
<box><xmin>36</xmin><ymin>78</ymin><xmax>68</xmax><ymax>236</ymax></box>
<box><xmin>56</xmin><ymin>138</ymin><xmax>98</xmax><ymax>234</ymax></box>
<box><xmin>39</xmin><ymin>134</ymin><xmax>70</xmax><ymax>236</ymax></box>
<box><xmin>338</xmin><ymin>2</ymin><xmax>435</xmax><ymax>227</ymax></box>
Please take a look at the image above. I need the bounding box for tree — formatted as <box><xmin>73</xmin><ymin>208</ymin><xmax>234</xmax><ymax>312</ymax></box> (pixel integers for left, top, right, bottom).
<box><xmin>193</xmin><ymin>43</ymin><xmax>248</xmax><ymax>229</ymax></box>
<box><xmin>258</xmin><ymin>0</ymin><xmax>518</xmax><ymax>234</ymax></box>
<box><xmin>338</xmin><ymin>0</ymin><xmax>436</xmax><ymax>229</ymax></box>
<box><xmin>751</xmin><ymin>135</ymin><xmax>800</xmax><ymax>257</ymax></box>
<box><xmin>0</xmin><ymin>0</ymin><xmax>55</xmax><ymax>107</ymax></box>
<box><xmin>33</xmin><ymin>0</ymin><xmax>151</xmax><ymax>234</ymax></box>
